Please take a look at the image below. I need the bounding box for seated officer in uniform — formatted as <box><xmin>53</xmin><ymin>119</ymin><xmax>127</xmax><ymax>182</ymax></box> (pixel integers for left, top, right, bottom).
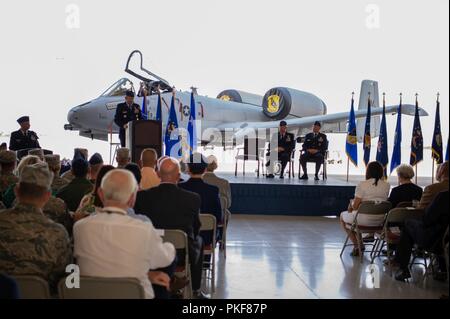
<box><xmin>9</xmin><ymin>116</ymin><xmax>40</xmax><ymax>151</ymax></box>
<box><xmin>114</xmin><ymin>90</ymin><xmax>143</xmax><ymax>147</ymax></box>
<box><xmin>299</xmin><ymin>121</ymin><xmax>328</xmax><ymax>181</ymax></box>
<box><xmin>266</xmin><ymin>121</ymin><xmax>295</xmax><ymax>179</ymax></box>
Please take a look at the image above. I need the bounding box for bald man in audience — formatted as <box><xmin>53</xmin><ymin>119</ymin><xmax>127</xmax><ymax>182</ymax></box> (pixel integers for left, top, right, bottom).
<box><xmin>139</xmin><ymin>148</ymin><xmax>160</xmax><ymax>190</ymax></box>
<box><xmin>74</xmin><ymin>169</ymin><xmax>176</xmax><ymax>299</ymax></box>
<box><xmin>134</xmin><ymin>158</ymin><xmax>207</xmax><ymax>299</ymax></box>
<box><xmin>417</xmin><ymin>161</ymin><xmax>449</xmax><ymax>210</ymax></box>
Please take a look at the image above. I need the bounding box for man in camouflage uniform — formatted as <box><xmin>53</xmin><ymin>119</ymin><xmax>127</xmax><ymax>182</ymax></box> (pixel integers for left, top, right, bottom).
<box><xmin>0</xmin><ymin>150</ymin><xmax>19</xmax><ymax>202</ymax></box>
<box><xmin>44</xmin><ymin>196</ymin><xmax>74</xmax><ymax>237</ymax></box>
<box><xmin>0</xmin><ymin>162</ymin><xmax>72</xmax><ymax>292</ymax></box>
<box><xmin>45</xmin><ymin>154</ymin><xmax>68</xmax><ymax>193</ymax></box>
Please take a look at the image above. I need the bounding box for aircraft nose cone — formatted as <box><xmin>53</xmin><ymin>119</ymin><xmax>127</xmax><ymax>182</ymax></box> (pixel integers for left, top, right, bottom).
<box><xmin>67</xmin><ymin>108</ymin><xmax>77</xmax><ymax>124</ymax></box>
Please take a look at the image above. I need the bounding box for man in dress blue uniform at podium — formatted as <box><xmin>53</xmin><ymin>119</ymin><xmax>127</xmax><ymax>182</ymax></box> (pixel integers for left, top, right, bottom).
<box><xmin>9</xmin><ymin>116</ymin><xmax>40</xmax><ymax>151</ymax></box>
<box><xmin>114</xmin><ymin>90</ymin><xmax>143</xmax><ymax>147</ymax></box>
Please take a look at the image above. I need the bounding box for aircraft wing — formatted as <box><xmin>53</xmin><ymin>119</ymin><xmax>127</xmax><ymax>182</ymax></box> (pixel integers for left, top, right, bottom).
<box><xmin>216</xmin><ymin>104</ymin><xmax>428</xmax><ymax>139</ymax></box>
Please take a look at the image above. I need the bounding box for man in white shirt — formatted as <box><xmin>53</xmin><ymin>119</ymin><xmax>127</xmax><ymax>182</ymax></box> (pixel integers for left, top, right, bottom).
<box><xmin>74</xmin><ymin>169</ymin><xmax>176</xmax><ymax>299</ymax></box>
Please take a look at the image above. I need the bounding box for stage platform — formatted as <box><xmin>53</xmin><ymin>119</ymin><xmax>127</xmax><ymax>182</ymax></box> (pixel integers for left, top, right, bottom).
<box><xmin>216</xmin><ymin>173</ymin><xmax>432</xmax><ymax>217</ymax></box>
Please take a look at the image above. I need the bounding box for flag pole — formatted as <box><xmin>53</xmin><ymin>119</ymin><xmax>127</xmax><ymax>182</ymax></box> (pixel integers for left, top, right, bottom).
<box><xmin>432</xmin><ymin>160</ymin><xmax>435</xmax><ymax>183</ymax></box>
<box><xmin>346</xmin><ymin>157</ymin><xmax>350</xmax><ymax>182</ymax></box>
<box><xmin>346</xmin><ymin>91</ymin><xmax>355</xmax><ymax>182</ymax></box>
<box><xmin>415</xmin><ymin>93</ymin><xmax>419</xmax><ymax>184</ymax></box>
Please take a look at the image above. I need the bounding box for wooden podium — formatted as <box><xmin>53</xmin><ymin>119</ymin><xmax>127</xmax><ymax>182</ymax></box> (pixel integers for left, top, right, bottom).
<box><xmin>126</xmin><ymin>120</ymin><xmax>163</xmax><ymax>162</ymax></box>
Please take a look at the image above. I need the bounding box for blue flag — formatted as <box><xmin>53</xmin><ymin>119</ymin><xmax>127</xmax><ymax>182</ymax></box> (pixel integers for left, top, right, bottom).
<box><xmin>156</xmin><ymin>93</ymin><xmax>162</xmax><ymax>122</ymax></box>
<box><xmin>164</xmin><ymin>94</ymin><xmax>181</xmax><ymax>157</ymax></box>
<box><xmin>187</xmin><ymin>92</ymin><xmax>197</xmax><ymax>156</ymax></box>
<box><xmin>345</xmin><ymin>95</ymin><xmax>358</xmax><ymax>167</ymax></box>
<box><xmin>431</xmin><ymin>97</ymin><xmax>443</xmax><ymax>164</ymax></box>
<box><xmin>363</xmin><ymin>97</ymin><xmax>372</xmax><ymax>166</ymax></box>
<box><xmin>410</xmin><ymin>97</ymin><xmax>423</xmax><ymax>166</ymax></box>
<box><xmin>390</xmin><ymin>98</ymin><xmax>402</xmax><ymax>174</ymax></box>
<box><xmin>376</xmin><ymin>97</ymin><xmax>389</xmax><ymax>176</ymax></box>
<box><xmin>141</xmin><ymin>94</ymin><xmax>148</xmax><ymax>120</ymax></box>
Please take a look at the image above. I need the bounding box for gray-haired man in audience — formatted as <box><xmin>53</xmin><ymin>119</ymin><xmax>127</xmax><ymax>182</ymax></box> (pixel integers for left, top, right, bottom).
<box><xmin>74</xmin><ymin>169</ymin><xmax>176</xmax><ymax>299</ymax></box>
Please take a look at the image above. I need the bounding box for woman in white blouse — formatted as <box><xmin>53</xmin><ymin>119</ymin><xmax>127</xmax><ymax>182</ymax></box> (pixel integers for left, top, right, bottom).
<box><xmin>340</xmin><ymin>161</ymin><xmax>390</xmax><ymax>256</ymax></box>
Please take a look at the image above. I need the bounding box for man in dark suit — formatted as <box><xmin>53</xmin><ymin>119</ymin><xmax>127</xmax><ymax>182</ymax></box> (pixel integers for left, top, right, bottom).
<box><xmin>134</xmin><ymin>157</ymin><xmax>206</xmax><ymax>298</ymax></box>
<box><xmin>179</xmin><ymin>153</ymin><xmax>222</xmax><ymax>236</ymax></box>
<box><xmin>266</xmin><ymin>121</ymin><xmax>295</xmax><ymax>179</ymax></box>
<box><xmin>9</xmin><ymin>116</ymin><xmax>41</xmax><ymax>151</ymax></box>
<box><xmin>300</xmin><ymin>121</ymin><xmax>328</xmax><ymax>181</ymax></box>
<box><xmin>394</xmin><ymin>190</ymin><xmax>449</xmax><ymax>281</ymax></box>
<box><xmin>114</xmin><ymin>90</ymin><xmax>143</xmax><ymax>147</ymax></box>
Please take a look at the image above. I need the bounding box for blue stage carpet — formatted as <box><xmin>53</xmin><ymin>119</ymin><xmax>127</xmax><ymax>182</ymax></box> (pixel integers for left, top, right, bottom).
<box><xmin>219</xmin><ymin>174</ymin><xmax>356</xmax><ymax>216</ymax></box>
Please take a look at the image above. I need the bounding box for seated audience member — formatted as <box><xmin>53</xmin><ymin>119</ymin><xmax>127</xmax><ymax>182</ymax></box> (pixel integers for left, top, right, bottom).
<box><xmin>44</xmin><ymin>154</ymin><xmax>68</xmax><ymax>193</ymax></box>
<box><xmin>43</xmin><ymin>194</ymin><xmax>73</xmax><ymax>236</ymax></box>
<box><xmin>125</xmin><ymin>163</ymin><xmax>142</xmax><ymax>187</ymax></box>
<box><xmin>134</xmin><ymin>157</ymin><xmax>206</xmax><ymax>299</ymax></box>
<box><xmin>74</xmin><ymin>169</ymin><xmax>176</xmax><ymax>299</ymax></box>
<box><xmin>0</xmin><ymin>150</ymin><xmax>19</xmax><ymax>200</ymax></box>
<box><xmin>417</xmin><ymin>161</ymin><xmax>449</xmax><ymax>210</ymax></box>
<box><xmin>2</xmin><ymin>155</ymin><xmax>41</xmax><ymax>208</ymax></box>
<box><xmin>0</xmin><ymin>143</ymin><xmax>7</xmax><ymax>152</ymax></box>
<box><xmin>156</xmin><ymin>155</ymin><xmax>169</xmax><ymax>172</ymax></box>
<box><xmin>388</xmin><ymin>164</ymin><xmax>423</xmax><ymax>208</ymax></box>
<box><xmin>28</xmin><ymin>148</ymin><xmax>44</xmax><ymax>161</ymax></box>
<box><xmin>88</xmin><ymin>153</ymin><xmax>104</xmax><ymax>184</ymax></box>
<box><xmin>179</xmin><ymin>153</ymin><xmax>223</xmax><ymax>233</ymax></box>
<box><xmin>203</xmin><ymin>155</ymin><xmax>232</xmax><ymax>213</ymax></box>
<box><xmin>394</xmin><ymin>191</ymin><xmax>449</xmax><ymax>281</ymax></box>
<box><xmin>139</xmin><ymin>148</ymin><xmax>160</xmax><ymax>190</ymax></box>
<box><xmin>0</xmin><ymin>273</ymin><xmax>20</xmax><ymax>299</ymax></box>
<box><xmin>116</xmin><ymin>148</ymin><xmax>131</xmax><ymax>168</ymax></box>
<box><xmin>75</xmin><ymin>165</ymin><xmax>115</xmax><ymax>219</ymax></box>
<box><xmin>61</xmin><ymin>148</ymin><xmax>89</xmax><ymax>182</ymax></box>
<box><xmin>56</xmin><ymin>158</ymin><xmax>93</xmax><ymax>212</ymax></box>
<box><xmin>0</xmin><ymin>163</ymin><xmax>72</xmax><ymax>292</ymax></box>
<box><xmin>340</xmin><ymin>161</ymin><xmax>390</xmax><ymax>256</ymax></box>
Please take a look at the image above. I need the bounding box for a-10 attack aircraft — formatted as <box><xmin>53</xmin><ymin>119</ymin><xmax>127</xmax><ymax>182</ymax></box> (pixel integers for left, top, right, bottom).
<box><xmin>64</xmin><ymin>50</ymin><xmax>428</xmax><ymax>147</ymax></box>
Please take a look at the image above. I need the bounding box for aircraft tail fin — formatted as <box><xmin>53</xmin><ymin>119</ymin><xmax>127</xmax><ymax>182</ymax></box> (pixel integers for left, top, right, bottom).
<box><xmin>357</xmin><ymin>80</ymin><xmax>381</xmax><ymax>143</ymax></box>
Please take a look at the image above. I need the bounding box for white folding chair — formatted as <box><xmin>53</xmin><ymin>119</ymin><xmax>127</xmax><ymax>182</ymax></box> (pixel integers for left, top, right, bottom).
<box><xmin>370</xmin><ymin>207</ymin><xmax>424</xmax><ymax>273</ymax></box>
<box><xmin>162</xmin><ymin>229</ymin><xmax>193</xmax><ymax>299</ymax></box>
<box><xmin>58</xmin><ymin>277</ymin><xmax>145</xmax><ymax>299</ymax></box>
<box><xmin>14</xmin><ymin>275</ymin><xmax>51</xmax><ymax>299</ymax></box>
<box><xmin>200</xmin><ymin>214</ymin><xmax>217</xmax><ymax>294</ymax></box>
<box><xmin>217</xmin><ymin>196</ymin><xmax>230</xmax><ymax>259</ymax></box>
<box><xmin>340</xmin><ymin>201</ymin><xmax>392</xmax><ymax>263</ymax></box>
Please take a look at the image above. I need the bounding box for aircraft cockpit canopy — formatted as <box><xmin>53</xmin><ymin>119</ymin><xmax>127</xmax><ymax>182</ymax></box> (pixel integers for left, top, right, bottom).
<box><xmin>101</xmin><ymin>78</ymin><xmax>135</xmax><ymax>97</ymax></box>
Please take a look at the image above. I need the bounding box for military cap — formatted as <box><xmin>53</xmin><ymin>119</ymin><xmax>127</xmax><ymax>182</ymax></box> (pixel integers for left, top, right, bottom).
<box><xmin>73</xmin><ymin>148</ymin><xmax>88</xmax><ymax>161</ymax></box>
<box><xmin>125</xmin><ymin>90</ymin><xmax>135</xmax><ymax>98</ymax></box>
<box><xmin>117</xmin><ymin>148</ymin><xmax>130</xmax><ymax>160</ymax></box>
<box><xmin>44</xmin><ymin>154</ymin><xmax>61</xmax><ymax>167</ymax></box>
<box><xmin>280</xmin><ymin>120</ymin><xmax>287</xmax><ymax>127</ymax></box>
<box><xmin>17</xmin><ymin>116</ymin><xmax>30</xmax><ymax>124</ymax></box>
<box><xmin>28</xmin><ymin>148</ymin><xmax>45</xmax><ymax>159</ymax></box>
<box><xmin>0</xmin><ymin>150</ymin><xmax>17</xmax><ymax>164</ymax></box>
<box><xmin>314</xmin><ymin>121</ymin><xmax>322</xmax><ymax>127</ymax></box>
<box><xmin>20</xmin><ymin>162</ymin><xmax>53</xmax><ymax>189</ymax></box>
<box><xmin>89</xmin><ymin>153</ymin><xmax>104</xmax><ymax>166</ymax></box>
